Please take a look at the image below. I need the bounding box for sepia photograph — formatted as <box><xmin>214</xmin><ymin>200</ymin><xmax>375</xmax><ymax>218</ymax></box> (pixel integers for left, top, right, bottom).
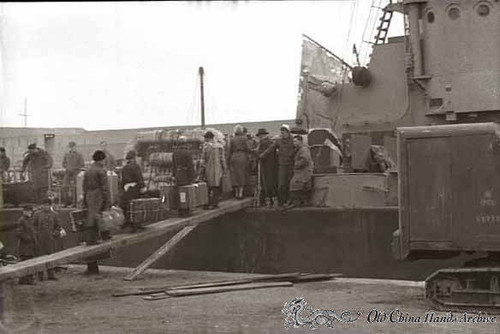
<box><xmin>0</xmin><ymin>0</ymin><xmax>499</xmax><ymax>333</ymax></box>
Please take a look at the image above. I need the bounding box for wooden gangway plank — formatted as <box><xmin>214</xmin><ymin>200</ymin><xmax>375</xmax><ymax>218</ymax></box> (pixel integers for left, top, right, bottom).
<box><xmin>0</xmin><ymin>198</ymin><xmax>253</xmax><ymax>281</ymax></box>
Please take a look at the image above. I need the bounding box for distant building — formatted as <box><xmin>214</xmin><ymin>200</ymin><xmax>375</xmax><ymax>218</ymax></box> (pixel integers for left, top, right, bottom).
<box><xmin>0</xmin><ymin>119</ymin><xmax>294</xmax><ymax>169</ymax></box>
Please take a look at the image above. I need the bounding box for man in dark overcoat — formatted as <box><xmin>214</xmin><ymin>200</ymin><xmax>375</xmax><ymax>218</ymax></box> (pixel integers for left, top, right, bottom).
<box><xmin>173</xmin><ymin>136</ymin><xmax>195</xmax><ymax>216</ymax></box>
<box><xmin>22</xmin><ymin>144</ymin><xmax>53</xmax><ymax>204</ymax></box>
<box><xmin>82</xmin><ymin>150</ymin><xmax>109</xmax><ymax>274</ymax></box>
<box><xmin>33</xmin><ymin>199</ymin><xmax>61</xmax><ymax>280</ymax></box>
<box><xmin>17</xmin><ymin>205</ymin><xmax>36</xmax><ymax>284</ymax></box>
<box><xmin>256</xmin><ymin>128</ymin><xmax>278</xmax><ymax>207</ymax></box>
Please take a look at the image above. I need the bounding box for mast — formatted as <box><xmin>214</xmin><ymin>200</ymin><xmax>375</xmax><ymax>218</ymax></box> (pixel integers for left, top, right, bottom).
<box><xmin>199</xmin><ymin>66</ymin><xmax>205</xmax><ymax>128</ymax></box>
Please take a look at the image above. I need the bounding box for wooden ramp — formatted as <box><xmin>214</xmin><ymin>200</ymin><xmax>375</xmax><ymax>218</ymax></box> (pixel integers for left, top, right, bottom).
<box><xmin>0</xmin><ymin>198</ymin><xmax>253</xmax><ymax>282</ymax></box>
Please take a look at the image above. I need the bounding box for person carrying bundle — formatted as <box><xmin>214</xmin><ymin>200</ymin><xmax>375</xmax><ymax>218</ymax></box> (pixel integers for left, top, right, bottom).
<box><xmin>82</xmin><ymin>150</ymin><xmax>109</xmax><ymax>275</ymax></box>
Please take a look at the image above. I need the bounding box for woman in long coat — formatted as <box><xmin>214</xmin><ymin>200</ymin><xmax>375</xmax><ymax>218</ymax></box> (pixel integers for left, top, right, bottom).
<box><xmin>200</xmin><ymin>131</ymin><xmax>227</xmax><ymax>209</ymax></box>
<box><xmin>256</xmin><ymin>128</ymin><xmax>278</xmax><ymax>207</ymax></box>
<box><xmin>228</xmin><ymin>125</ymin><xmax>251</xmax><ymax>199</ymax></box>
<box><xmin>288</xmin><ymin>135</ymin><xmax>313</xmax><ymax>208</ymax></box>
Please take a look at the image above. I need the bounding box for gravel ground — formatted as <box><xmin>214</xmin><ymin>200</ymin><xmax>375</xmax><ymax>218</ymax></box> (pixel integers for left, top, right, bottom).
<box><xmin>2</xmin><ymin>266</ymin><xmax>499</xmax><ymax>334</ymax></box>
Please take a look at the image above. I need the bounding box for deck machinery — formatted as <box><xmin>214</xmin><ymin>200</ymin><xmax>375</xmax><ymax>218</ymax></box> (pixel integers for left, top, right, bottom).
<box><xmin>296</xmin><ymin>0</ymin><xmax>500</xmax><ymax>308</ymax></box>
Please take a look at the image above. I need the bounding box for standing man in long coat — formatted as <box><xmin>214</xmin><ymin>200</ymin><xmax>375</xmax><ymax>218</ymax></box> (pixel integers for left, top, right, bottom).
<box><xmin>22</xmin><ymin>144</ymin><xmax>53</xmax><ymax>204</ymax></box>
<box><xmin>120</xmin><ymin>150</ymin><xmax>145</xmax><ymax>231</ymax></box>
<box><xmin>256</xmin><ymin>128</ymin><xmax>278</xmax><ymax>207</ymax></box>
<box><xmin>62</xmin><ymin>141</ymin><xmax>85</xmax><ymax>207</ymax></box>
<box><xmin>0</xmin><ymin>148</ymin><xmax>10</xmax><ymax>182</ymax></box>
<box><xmin>200</xmin><ymin>131</ymin><xmax>227</xmax><ymax>209</ymax></box>
<box><xmin>228</xmin><ymin>125</ymin><xmax>251</xmax><ymax>199</ymax></box>
<box><xmin>259</xmin><ymin>125</ymin><xmax>294</xmax><ymax>207</ymax></box>
<box><xmin>287</xmin><ymin>135</ymin><xmax>314</xmax><ymax>208</ymax></box>
<box><xmin>82</xmin><ymin>150</ymin><xmax>109</xmax><ymax>274</ymax></box>
<box><xmin>17</xmin><ymin>205</ymin><xmax>36</xmax><ymax>284</ymax></box>
<box><xmin>33</xmin><ymin>199</ymin><xmax>61</xmax><ymax>280</ymax></box>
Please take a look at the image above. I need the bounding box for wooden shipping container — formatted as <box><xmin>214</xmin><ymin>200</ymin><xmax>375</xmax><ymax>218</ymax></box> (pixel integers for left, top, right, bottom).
<box><xmin>396</xmin><ymin>123</ymin><xmax>500</xmax><ymax>260</ymax></box>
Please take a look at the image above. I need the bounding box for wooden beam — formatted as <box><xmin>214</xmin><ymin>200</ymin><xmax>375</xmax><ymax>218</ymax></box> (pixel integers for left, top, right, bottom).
<box><xmin>144</xmin><ymin>281</ymin><xmax>293</xmax><ymax>300</ymax></box>
<box><xmin>123</xmin><ymin>224</ymin><xmax>198</xmax><ymax>281</ymax></box>
<box><xmin>114</xmin><ymin>272</ymin><xmax>301</xmax><ymax>296</ymax></box>
<box><xmin>0</xmin><ymin>198</ymin><xmax>253</xmax><ymax>282</ymax></box>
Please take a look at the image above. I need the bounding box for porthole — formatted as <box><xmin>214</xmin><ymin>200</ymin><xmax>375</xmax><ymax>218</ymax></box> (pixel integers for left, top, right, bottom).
<box><xmin>427</xmin><ymin>11</ymin><xmax>435</xmax><ymax>23</ymax></box>
<box><xmin>448</xmin><ymin>7</ymin><xmax>461</xmax><ymax>20</ymax></box>
<box><xmin>477</xmin><ymin>4</ymin><xmax>490</xmax><ymax>16</ymax></box>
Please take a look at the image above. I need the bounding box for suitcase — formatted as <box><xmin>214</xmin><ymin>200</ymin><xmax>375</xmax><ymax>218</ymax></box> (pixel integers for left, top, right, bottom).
<box><xmin>222</xmin><ymin>173</ymin><xmax>232</xmax><ymax>194</ymax></box>
<box><xmin>128</xmin><ymin>198</ymin><xmax>160</xmax><ymax>225</ymax></box>
<box><xmin>193</xmin><ymin>182</ymin><xmax>208</xmax><ymax>207</ymax></box>
<box><xmin>178</xmin><ymin>185</ymin><xmax>196</xmax><ymax>210</ymax></box>
<box><xmin>160</xmin><ymin>185</ymin><xmax>177</xmax><ymax>210</ymax></box>
<box><xmin>158</xmin><ymin>201</ymin><xmax>170</xmax><ymax>220</ymax></box>
<box><xmin>70</xmin><ymin>209</ymin><xmax>87</xmax><ymax>232</ymax></box>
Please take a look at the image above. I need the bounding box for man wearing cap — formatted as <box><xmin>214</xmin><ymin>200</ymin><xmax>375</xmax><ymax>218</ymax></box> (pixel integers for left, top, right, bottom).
<box><xmin>259</xmin><ymin>124</ymin><xmax>294</xmax><ymax>207</ymax></box>
<box><xmin>82</xmin><ymin>150</ymin><xmax>109</xmax><ymax>274</ymax></box>
<box><xmin>199</xmin><ymin>131</ymin><xmax>227</xmax><ymax>209</ymax></box>
<box><xmin>62</xmin><ymin>142</ymin><xmax>85</xmax><ymax>207</ymax></box>
<box><xmin>22</xmin><ymin>144</ymin><xmax>53</xmax><ymax>204</ymax></box>
<box><xmin>286</xmin><ymin>135</ymin><xmax>313</xmax><ymax>208</ymax></box>
<box><xmin>16</xmin><ymin>205</ymin><xmax>36</xmax><ymax>284</ymax></box>
<box><xmin>256</xmin><ymin>128</ymin><xmax>278</xmax><ymax>207</ymax></box>
<box><xmin>33</xmin><ymin>198</ymin><xmax>62</xmax><ymax>281</ymax></box>
<box><xmin>99</xmin><ymin>141</ymin><xmax>116</xmax><ymax>171</ymax></box>
<box><xmin>0</xmin><ymin>148</ymin><xmax>10</xmax><ymax>183</ymax></box>
<box><xmin>120</xmin><ymin>150</ymin><xmax>145</xmax><ymax>231</ymax></box>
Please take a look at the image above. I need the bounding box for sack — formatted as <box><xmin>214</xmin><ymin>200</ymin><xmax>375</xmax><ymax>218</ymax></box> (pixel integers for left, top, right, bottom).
<box><xmin>108</xmin><ymin>206</ymin><xmax>125</xmax><ymax>229</ymax></box>
<box><xmin>97</xmin><ymin>211</ymin><xmax>117</xmax><ymax>233</ymax></box>
<box><xmin>98</xmin><ymin>206</ymin><xmax>124</xmax><ymax>233</ymax></box>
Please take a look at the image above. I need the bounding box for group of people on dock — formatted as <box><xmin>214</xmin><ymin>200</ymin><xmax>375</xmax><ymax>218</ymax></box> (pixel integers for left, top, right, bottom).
<box><xmin>4</xmin><ymin>122</ymin><xmax>314</xmax><ymax>280</ymax></box>
<box><xmin>224</xmin><ymin>123</ymin><xmax>313</xmax><ymax>209</ymax></box>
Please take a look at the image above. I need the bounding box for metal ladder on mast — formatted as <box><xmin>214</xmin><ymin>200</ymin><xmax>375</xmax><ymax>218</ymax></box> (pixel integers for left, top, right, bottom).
<box><xmin>373</xmin><ymin>0</ymin><xmax>394</xmax><ymax>45</ymax></box>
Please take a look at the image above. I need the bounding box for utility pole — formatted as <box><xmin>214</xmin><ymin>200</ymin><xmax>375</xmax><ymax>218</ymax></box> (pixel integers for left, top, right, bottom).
<box><xmin>199</xmin><ymin>66</ymin><xmax>205</xmax><ymax>129</ymax></box>
<box><xmin>18</xmin><ymin>97</ymin><xmax>30</xmax><ymax>127</ymax></box>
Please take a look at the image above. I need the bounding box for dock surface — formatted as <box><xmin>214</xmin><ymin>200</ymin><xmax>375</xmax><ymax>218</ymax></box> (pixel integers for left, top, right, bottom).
<box><xmin>3</xmin><ymin>266</ymin><xmax>497</xmax><ymax>334</ymax></box>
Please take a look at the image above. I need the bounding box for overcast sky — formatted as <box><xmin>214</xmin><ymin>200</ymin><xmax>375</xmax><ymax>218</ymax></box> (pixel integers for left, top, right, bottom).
<box><xmin>0</xmin><ymin>1</ymin><xmax>403</xmax><ymax>130</ymax></box>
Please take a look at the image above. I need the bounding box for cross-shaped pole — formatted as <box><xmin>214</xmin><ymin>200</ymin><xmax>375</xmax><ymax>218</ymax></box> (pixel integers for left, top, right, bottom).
<box><xmin>17</xmin><ymin>97</ymin><xmax>30</xmax><ymax>127</ymax></box>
